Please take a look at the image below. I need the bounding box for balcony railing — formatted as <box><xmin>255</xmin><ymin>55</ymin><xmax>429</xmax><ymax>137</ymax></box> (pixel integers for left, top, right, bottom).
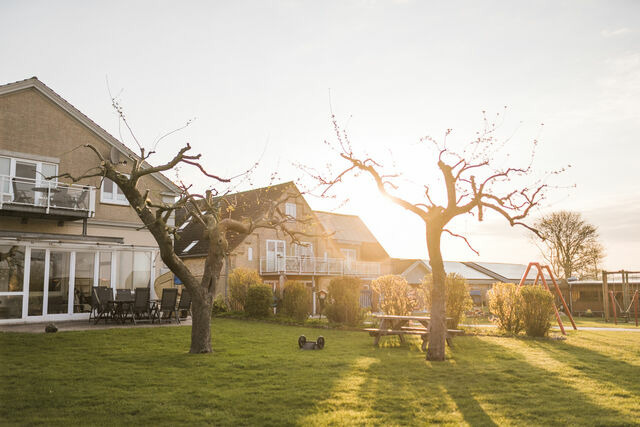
<box><xmin>0</xmin><ymin>175</ymin><xmax>96</xmax><ymax>217</ymax></box>
<box><xmin>259</xmin><ymin>256</ymin><xmax>381</xmax><ymax>277</ymax></box>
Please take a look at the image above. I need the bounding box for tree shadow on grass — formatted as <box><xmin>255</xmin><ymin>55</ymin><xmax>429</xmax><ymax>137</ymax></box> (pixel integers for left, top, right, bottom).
<box><xmin>523</xmin><ymin>338</ymin><xmax>640</xmax><ymax>398</ymax></box>
<box><xmin>356</xmin><ymin>336</ymin><xmax>635</xmax><ymax>425</ymax></box>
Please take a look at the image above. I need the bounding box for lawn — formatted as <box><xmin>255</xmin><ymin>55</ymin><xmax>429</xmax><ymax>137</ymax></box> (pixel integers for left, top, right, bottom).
<box><xmin>464</xmin><ymin>314</ymin><xmax>640</xmax><ymax>329</ymax></box>
<box><xmin>1</xmin><ymin>319</ymin><xmax>639</xmax><ymax>426</ymax></box>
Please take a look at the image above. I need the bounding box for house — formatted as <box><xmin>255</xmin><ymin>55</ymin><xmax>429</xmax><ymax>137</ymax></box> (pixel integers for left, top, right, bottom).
<box><xmin>0</xmin><ymin>77</ymin><xmax>180</xmax><ymax>324</ymax></box>
<box><xmin>175</xmin><ymin>183</ymin><xmax>391</xmax><ymax>313</ymax></box>
<box><xmin>558</xmin><ymin>273</ymin><xmax>640</xmax><ymax>318</ymax></box>
<box><xmin>391</xmin><ymin>259</ymin><xmax>549</xmax><ymax>306</ymax></box>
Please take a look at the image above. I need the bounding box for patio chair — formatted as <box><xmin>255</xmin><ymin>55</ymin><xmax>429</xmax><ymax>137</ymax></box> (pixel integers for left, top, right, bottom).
<box><xmin>132</xmin><ymin>287</ymin><xmax>153</xmax><ymax>324</ymax></box>
<box><xmin>153</xmin><ymin>288</ymin><xmax>179</xmax><ymax>324</ymax></box>
<box><xmin>51</xmin><ymin>186</ymin><xmax>73</xmax><ymax>208</ymax></box>
<box><xmin>88</xmin><ymin>286</ymin><xmax>99</xmax><ymax>323</ymax></box>
<box><xmin>71</xmin><ymin>186</ymin><xmax>90</xmax><ymax>210</ymax></box>
<box><xmin>177</xmin><ymin>288</ymin><xmax>192</xmax><ymax>323</ymax></box>
<box><xmin>116</xmin><ymin>289</ymin><xmax>134</xmax><ymax>301</ymax></box>
<box><xmin>11</xmin><ymin>178</ymin><xmax>33</xmax><ymax>204</ymax></box>
<box><xmin>94</xmin><ymin>286</ymin><xmax>114</xmax><ymax>324</ymax></box>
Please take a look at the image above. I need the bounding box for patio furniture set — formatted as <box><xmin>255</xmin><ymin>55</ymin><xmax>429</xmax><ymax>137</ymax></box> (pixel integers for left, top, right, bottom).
<box><xmin>89</xmin><ymin>286</ymin><xmax>191</xmax><ymax>325</ymax></box>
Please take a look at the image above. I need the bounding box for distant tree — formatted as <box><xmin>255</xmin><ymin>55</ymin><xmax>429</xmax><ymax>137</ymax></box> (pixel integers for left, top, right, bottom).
<box><xmin>312</xmin><ymin>111</ymin><xmax>560</xmax><ymax>361</ymax></box>
<box><xmin>534</xmin><ymin>211</ymin><xmax>604</xmax><ymax>280</ymax></box>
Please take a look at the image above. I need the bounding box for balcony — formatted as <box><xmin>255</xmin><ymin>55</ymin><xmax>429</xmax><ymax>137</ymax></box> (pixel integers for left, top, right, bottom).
<box><xmin>0</xmin><ymin>175</ymin><xmax>96</xmax><ymax>221</ymax></box>
<box><xmin>259</xmin><ymin>256</ymin><xmax>381</xmax><ymax>277</ymax></box>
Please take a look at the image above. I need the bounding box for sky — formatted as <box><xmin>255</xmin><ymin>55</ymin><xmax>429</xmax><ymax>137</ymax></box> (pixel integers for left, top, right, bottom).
<box><xmin>1</xmin><ymin>0</ymin><xmax>639</xmax><ymax>269</ymax></box>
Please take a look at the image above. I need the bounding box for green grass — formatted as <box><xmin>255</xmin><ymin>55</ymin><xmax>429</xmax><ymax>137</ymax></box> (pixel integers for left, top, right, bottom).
<box><xmin>1</xmin><ymin>319</ymin><xmax>639</xmax><ymax>426</ymax></box>
<box><xmin>465</xmin><ymin>314</ymin><xmax>640</xmax><ymax>329</ymax></box>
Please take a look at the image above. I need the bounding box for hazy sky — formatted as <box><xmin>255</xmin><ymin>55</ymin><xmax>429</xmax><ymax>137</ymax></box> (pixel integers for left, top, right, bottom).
<box><xmin>2</xmin><ymin>1</ymin><xmax>638</xmax><ymax>269</ymax></box>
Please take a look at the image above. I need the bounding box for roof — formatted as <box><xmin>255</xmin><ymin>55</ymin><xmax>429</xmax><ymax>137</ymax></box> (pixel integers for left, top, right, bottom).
<box><xmin>0</xmin><ymin>77</ymin><xmax>180</xmax><ymax>194</ymax></box>
<box><xmin>314</xmin><ymin>211</ymin><xmax>379</xmax><ymax>244</ymax></box>
<box><xmin>390</xmin><ymin>258</ymin><xmax>423</xmax><ymax>275</ymax></box>
<box><xmin>442</xmin><ymin>261</ymin><xmax>496</xmax><ymax>281</ymax></box>
<box><xmin>392</xmin><ymin>258</ymin><xmax>554</xmax><ymax>283</ymax></box>
<box><xmin>175</xmin><ymin>182</ymin><xmax>299</xmax><ymax>257</ymax></box>
<box><xmin>470</xmin><ymin>262</ymin><xmax>551</xmax><ymax>282</ymax></box>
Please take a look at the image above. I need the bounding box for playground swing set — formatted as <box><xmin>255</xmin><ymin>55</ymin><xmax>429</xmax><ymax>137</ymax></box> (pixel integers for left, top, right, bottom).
<box><xmin>517</xmin><ymin>262</ymin><xmax>578</xmax><ymax>335</ymax></box>
<box><xmin>602</xmin><ymin>270</ymin><xmax>640</xmax><ymax>326</ymax></box>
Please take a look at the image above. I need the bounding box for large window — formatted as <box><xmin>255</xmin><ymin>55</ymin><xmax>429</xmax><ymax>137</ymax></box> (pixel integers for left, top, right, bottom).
<box><xmin>101</xmin><ymin>177</ymin><xmax>129</xmax><ymax>205</ymax></box>
<box><xmin>47</xmin><ymin>251</ymin><xmax>70</xmax><ymax>314</ymax></box>
<box><xmin>74</xmin><ymin>252</ymin><xmax>95</xmax><ymax>313</ymax></box>
<box><xmin>28</xmin><ymin>249</ymin><xmax>46</xmax><ymax>316</ymax></box>
<box><xmin>0</xmin><ymin>245</ymin><xmax>25</xmax><ymax>319</ymax></box>
<box><xmin>116</xmin><ymin>251</ymin><xmax>152</xmax><ymax>290</ymax></box>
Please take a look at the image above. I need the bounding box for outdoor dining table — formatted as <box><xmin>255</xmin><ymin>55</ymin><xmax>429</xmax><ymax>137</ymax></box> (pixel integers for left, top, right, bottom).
<box><xmin>108</xmin><ymin>299</ymin><xmax>135</xmax><ymax>324</ymax></box>
<box><xmin>368</xmin><ymin>314</ymin><xmax>432</xmax><ymax>345</ymax></box>
<box><xmin>366</xmin><ymin>314</ymin><xmax>459</xmax><ymax>350</ymax></box>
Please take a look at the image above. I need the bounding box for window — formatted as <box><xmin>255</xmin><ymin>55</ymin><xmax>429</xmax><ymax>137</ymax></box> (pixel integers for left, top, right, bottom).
<box><xmin>101</xmin><ymin>177</ymin><xmax>128</xmax><ymax>205</ymax></box>
<box><xmin>294</xmin><ymin>243</ymin><xmax>313</xmax><ymax>257</ymax></box>
<box><xmin>285</xmin><ymin>202</ymin><xmax>297</xmax><ymax>220</ymax></box>
<box><xmin>340</xmin><ymin>248</ymin><xmax>357</xmax><ymax>262</ymax></box>
<box><xmin>183</xmin><ymin>240</ymin><xmax>199</xmax><ymax>254</ymax></box>
<box><xmin>248</xmin><ymin>247</ymin><xmax>253</xmax><ymax>261</ymax></box>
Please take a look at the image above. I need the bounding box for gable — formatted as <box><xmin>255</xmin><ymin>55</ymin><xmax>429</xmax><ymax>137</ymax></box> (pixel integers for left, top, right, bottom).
<box><xmin>0</xmin><ymin>77</ymin><xmax>179</xmax><ymax>194</ymax></box>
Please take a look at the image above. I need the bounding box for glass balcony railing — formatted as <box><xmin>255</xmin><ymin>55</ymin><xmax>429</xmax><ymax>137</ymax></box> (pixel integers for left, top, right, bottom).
<box><xmin>0</xmin><ymin>175</ymin><xmax>96</xmax><ymax>217</ymax></box>
<box><xmin>259</xmin><ymin>256</ymin><xmax>381</xmax><ymax>277</ymax></box>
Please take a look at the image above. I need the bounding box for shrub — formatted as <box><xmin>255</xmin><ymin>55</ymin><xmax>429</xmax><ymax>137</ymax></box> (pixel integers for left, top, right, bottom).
<box><xmin>520</xmin><ymin>286</ymin><xmax>555</xmax><ymax>337</ymax></box>
<box><xmin>228</xmin><ymin>268</ymin><xmax>262</xmax><ymax>311</ymax></box>
<box><xmin>487</xmin><ymin>282</ymin><xmax>523</xmax><ymax>334</ymax></box>
<box><xmin>245</xmin><ymin>283</ymin><xmax>273</xmax><ymax>318</ymax></box>
<box><xmin>324</xmin><ymin>276</ymin><xmax>364</xmax><ymax>326</ymax></box>
<box><xmin>371</xmin><ymin>275</ymin><xmax>423</xmax><ymax>315</ymax></box>
<box><xmin>423</xmin><ymin>273</ymin><xmax>473</xmax><ymax>328</ymax></box>
<box><xmin>212</xmin><ymin>295</ymin><xmax>228</xmax><ymax>315</ymax></box>
<box><xmin>282</xmin><ymin>281</ymin><xmax>311</xmax><ymax>321</ymax></box>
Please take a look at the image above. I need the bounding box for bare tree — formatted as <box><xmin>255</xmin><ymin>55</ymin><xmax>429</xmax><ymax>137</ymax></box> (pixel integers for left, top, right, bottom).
<box><xmin>56</xmin><ymin>99</ymin><xmax>315</xmax><ymax>354</ymax></box>
<box><xmin>311</xmin><ymin>113</ymin><xmax>559</xmax><ymax>361</ymax></box>
<box><xmin>534</xmin><ymin>211</ymin><xmax>604</xmax><ymax>280</ymax></box>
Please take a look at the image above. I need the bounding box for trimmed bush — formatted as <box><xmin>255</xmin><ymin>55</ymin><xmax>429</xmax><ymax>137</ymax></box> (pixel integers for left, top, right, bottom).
<box><xmin>228</xmin><ymin>268</ymin><xmax>262</xmax><ymax>311</ymax></box>
<box><xmin>487</xmin><ymin>282</ymin><xmax>523</xmax><ymax>334</ymax></box>
<box><xmin>245</xmin><ymin>283</ymin><xmax>273</xmax><ymax>318</ymax></box>
<box><xmin>371</xmin><ymin>275</ymin><xmax>423</xmax><ymax>315</ymax></box>
<box><xmin>520</xmin><ymin>286</ymin><xmax>555</xmax><ymax>337</ymax></box>
<box><xmin>212</xmin><ymin>295</ymin><xmax>228</xmax><ymax>315</ymax></box>
<box><xmin>282</xmin><ymin>281</ymin><xmax>311</xmax><ymax>322</ymax></box>
<box><xmin>325</xmin><ymin>276</ymin><xmax>364</xmax><ymax>326</ymax></box>
<box><xmin>423</xmin><ymin>273</ymin><xmax>473</xmax><ymax>328</ymax></box>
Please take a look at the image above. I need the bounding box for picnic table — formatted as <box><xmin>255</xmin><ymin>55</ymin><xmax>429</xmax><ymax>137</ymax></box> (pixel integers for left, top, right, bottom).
<box><xmin>364</xmin><ymin>314</ymin><xmax>463</xmax><ymax>351</ymax></box>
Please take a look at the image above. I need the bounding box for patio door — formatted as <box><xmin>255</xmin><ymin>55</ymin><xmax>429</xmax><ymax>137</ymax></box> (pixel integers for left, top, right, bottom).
<box><xmin>266</xmin><ymin>240</ymin><xmax>285</xmax><ymax>271</ymax></box>
<box><xmin>14</xmin><ymin>160</ymin><xmax>37</xmax><ymax>204</ymax></box>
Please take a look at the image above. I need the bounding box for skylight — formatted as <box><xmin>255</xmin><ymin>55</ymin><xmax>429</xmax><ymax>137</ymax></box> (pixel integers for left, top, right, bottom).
<box><xmin>183</xmin><ymin>240</ymin><xmax>199</xmax><ymax>253</ymax></box>
<box><xmin>178</xmin><ymin>219</ymin><xmax>191</xmax><ymax>231</ymax></box>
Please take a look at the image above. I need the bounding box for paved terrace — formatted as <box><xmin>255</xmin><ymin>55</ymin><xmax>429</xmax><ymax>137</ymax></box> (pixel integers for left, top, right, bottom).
<box><xmin>0</xmin><ymin>318</ymin><xmax>191</xmax><ymax>333</ymax></box>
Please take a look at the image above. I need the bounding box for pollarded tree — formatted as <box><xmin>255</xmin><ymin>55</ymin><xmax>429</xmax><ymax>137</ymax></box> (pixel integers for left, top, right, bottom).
<box><xmin>57</xmin><ymin>99</ymin><xmax>315</xmax><ymax>354</ymax></box>
<box><xmin>534</xmin><ymin>211</ymin><xmax>605</xmax><ymax>279</ymax></box>
<box><xmin>313</xmin><ymin>112</ymin><xmax>562</xmax><ymax>361</ymax></box>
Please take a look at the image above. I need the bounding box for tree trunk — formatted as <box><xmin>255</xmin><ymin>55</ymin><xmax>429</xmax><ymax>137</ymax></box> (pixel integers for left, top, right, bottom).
<box><xmin>190</xmin><ymin>294</ymin><xmax>213</xmax><ymax>353</ymax></box>
<box><xmin>426</xmin><ymin>226</ymin><xmax>446</xmax><ymax>361</ymax></box>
